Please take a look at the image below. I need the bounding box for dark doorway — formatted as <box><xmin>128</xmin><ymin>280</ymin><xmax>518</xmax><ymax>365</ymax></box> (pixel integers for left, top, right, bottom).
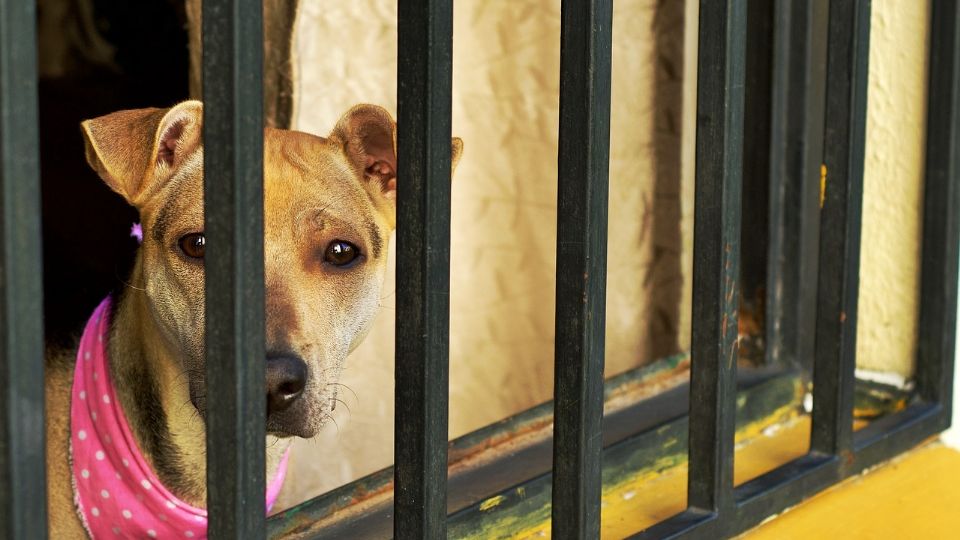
<box><xmin>38</xmin><ymin>0</ymin><xmax>189</xmax><ymax>343</ymax></box>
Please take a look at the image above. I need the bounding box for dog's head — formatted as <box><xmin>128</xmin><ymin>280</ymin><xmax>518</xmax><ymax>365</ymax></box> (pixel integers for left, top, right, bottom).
<box><xmin>80</xmin><ymin>100</ymin><xmax>462</xmax><ymax>438</ymax></box>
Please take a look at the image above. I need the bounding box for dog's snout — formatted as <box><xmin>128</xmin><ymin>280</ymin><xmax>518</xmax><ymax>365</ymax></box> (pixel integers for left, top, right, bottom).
<box><xmin>266</xmin><ymin>355</ymin><xmax>307</xmax><ymax>415</ymax></box>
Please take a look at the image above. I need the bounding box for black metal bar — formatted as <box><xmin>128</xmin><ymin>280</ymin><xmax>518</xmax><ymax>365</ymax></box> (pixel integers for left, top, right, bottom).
<box><xmin>810</xmin><ymin>0</ymin><xmax>871</xmax><ymax>458</ymax></box>
<box><xmin>739</xmin><ymin>0</ymin><xmax>773</xmax><ymax>363</ymax></box>
<box><xmin>765</xmin><ymin>0</ymin><xmax>829</xmax><ymax>368</ymax></box>
<box><xmin>916</xmin><ymin>0</ymin><xmax>960</xmax><ymax>416</ymax></box>
<box><xmin>202</xmin><ymin>0</ymin><xmax>266</xmax><ymax>537</ymax></box>
<box><xmin>394</xmin><ymin>0</ymin><xmax>454</xmax><ymax>537</ymax></box>
<box><xmin>0</xmin><ymin>0</ymin><xmax>48</xmax><ymax>536</ymax></box>
<box><xmin>686</xmin><ymin>0</ymin><xmax>746</xmax><ymax>517</ymax></box>
<box><xmin>630</xmin><ymin>508</ymin><xmax>718</xmax><ymax>540</ymax></box>
<box><xmin>551</xmin><ymin>0</ymin><xmax>613</xmax><ymax>537</ymax></box>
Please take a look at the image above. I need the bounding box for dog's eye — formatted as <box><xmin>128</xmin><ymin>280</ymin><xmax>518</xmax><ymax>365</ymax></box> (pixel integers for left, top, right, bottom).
<box><xmin>324</xmin><ymin>240</ymin><xmax>360</xmax><ymax>267</ymax></box>
<box><xmin>178</xmin><ymin>233</ymin><xmax>206</xmax><ymax>259</ymax></box>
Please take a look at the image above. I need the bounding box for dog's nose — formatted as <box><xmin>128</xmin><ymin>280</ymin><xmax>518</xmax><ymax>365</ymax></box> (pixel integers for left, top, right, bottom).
<box><xmin>265</xmin><ymin>355</ymin><xmax>307</xmax><ymax>415</ymax></box>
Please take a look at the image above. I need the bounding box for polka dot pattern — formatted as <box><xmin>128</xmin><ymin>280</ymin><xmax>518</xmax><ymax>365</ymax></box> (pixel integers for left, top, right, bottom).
<box><xmin>70</xmin><ymin>297</ymin><xmax>289</xmax><ymax>539</ymax></box>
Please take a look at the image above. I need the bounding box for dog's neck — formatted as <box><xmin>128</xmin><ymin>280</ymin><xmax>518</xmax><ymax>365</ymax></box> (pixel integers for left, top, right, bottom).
<box><xmin>106</xmin><ymin>258</ymin><xmax>290</xmax><ymax>507</ymax></box>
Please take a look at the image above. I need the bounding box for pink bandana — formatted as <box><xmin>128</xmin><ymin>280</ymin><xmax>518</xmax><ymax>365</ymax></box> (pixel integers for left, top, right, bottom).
<box><xmin>71</xmin><ymin>297</ymin><xmax>289</xmax><ymax>538</ymax></box>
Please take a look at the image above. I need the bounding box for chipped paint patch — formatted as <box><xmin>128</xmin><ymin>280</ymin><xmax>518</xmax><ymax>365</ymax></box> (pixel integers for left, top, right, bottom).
<box><xmin>479</xmin><ymin>495</ymin><xmax>506</xmax><ymax>512</ymax></box>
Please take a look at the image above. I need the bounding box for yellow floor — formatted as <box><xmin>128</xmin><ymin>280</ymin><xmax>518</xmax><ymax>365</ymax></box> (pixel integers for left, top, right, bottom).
<box><xmin>743</xmin><ymin>442</ymin><xmax>960</xmax><ymax>540</ymax></box>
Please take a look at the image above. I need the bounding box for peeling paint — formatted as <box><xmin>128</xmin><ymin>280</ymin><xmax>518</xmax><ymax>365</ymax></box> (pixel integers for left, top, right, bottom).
<box><xmin>479</xmin><ymin>495</ymin><xmax>507</xmax><ymax>512</ymax></box>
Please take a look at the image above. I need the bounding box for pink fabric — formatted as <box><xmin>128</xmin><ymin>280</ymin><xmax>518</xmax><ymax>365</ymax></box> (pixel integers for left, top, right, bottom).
<box><xmin>71</xmin><ymin>297</ymin><xmax>289</xmax><ymax>538</ymax></box>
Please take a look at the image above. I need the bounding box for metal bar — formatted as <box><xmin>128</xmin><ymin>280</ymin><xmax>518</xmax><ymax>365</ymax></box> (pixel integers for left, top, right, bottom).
<box><xmin>202</xmin><ymin>0</ymin><xmax>266</xmax><ymax>537</ymax></box>
<box><xmin>810</xmin><ymin>0</ymin><xmax>871</xmax><ymax>457</ymax></box>
<box><xmin>632</xmin><ymin>403</ymin><xmax>948</xmax><ymax>539</ymax></box>
<box><xmin>916</xmin><ymin>0</ymin><xmax>960</xmax><ymax>416</ymax></box>
<box><xmin>765</xmin><ymin>0</ymin><xmax>829</xmax><ymax>368</ymax></box>
<box><xmin>686</xmin><ymin>0</ymin><xmax>746</xmax><ymax>517</ymax></box>
<box><xmin>739</xmin><ymin>0</ymin><xmax>773</xmax><ymax>359</ymax></box>
<box><xmin>0</xmin><ymin>0</ymin><xmax>48</xmax><ymax>536</ymax></box>
<box><xmin>630</xmin><ymin>508</ymin><xmax>718</xmax><ymax>540</ymax></box>
<box><xmin>551</xmin><ymin>0</ymin><xmax>613</xmax><ymax>537</ymax></box>
<box><xmin>394</xmin><ymin>0</ymin><xmax>454</xmax><ymax>537</ymax></box>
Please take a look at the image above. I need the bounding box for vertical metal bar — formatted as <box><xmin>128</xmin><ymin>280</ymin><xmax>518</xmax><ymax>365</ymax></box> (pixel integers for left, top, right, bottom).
<box><xmin>739</xmin><ymin>0</ymin><xmax>773</xmax><ymax>366</ymax></box>
<box><xmin>766</xmin><ymin>0</ymin><xmax>829</xmax><ymax>368</ymax></box>
<box><xmin>0</xmin><ymin>0</ymin><xmax>47</xmax><ymax>537</ymax></box>
<box><xmin>687</xmin><ymin>0</ymin><xmax>746</xmax><ymax>517</ymax></box>
<box><xmin>551</xmin><ymin>0</ymin><xmax>612</xmax><ymax>537</ymax></box>
<box><xmin>394</xmin><ymin>0</ymin><xmax>453</xmax><ymax>537</ymax></box>
<box><xmin>810</xmin><ymin>0</ymin><xmax>871</xmax><ymax>457</ymax></box>
<box><xmin>202</xmin><ymin>0</ymin><xmax>266</xmax><ymax>537</ymax></box>
<box><xmin>916</xmin><ymin>0</ymin><xmax>960</xmax><ymax>419</ymax></box>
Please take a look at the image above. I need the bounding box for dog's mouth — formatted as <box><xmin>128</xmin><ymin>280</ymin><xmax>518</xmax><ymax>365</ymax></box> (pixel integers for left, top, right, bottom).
<box><xmin>189</xmin><ymin>352</ymin><xmax>334</xmax><ymax>439</ymax></box>
<box><xmin>188</xmin><ymin>389</ymin><xmax>325</xmax><ymax>439</ymax></box>
<box><xmin>266</xmin><ymin>409</ymin><xmax>321</xmax><ymax>439</ymax></box>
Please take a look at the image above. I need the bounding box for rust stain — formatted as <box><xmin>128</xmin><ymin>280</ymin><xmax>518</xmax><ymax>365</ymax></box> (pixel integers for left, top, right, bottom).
<box><xmin>840</xmin><ymin>311</ymin><xmax>847</xmax><ymax>323</ymax></box>
<box><xmin>820</xmin><ymin>164</ymin><xmax>828</xmax><ymax>208</ymax></box>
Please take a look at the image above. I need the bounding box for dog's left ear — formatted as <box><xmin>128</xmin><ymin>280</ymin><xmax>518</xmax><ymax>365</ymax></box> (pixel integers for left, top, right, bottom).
<box><xmin>331</xmin><ymin>104</ymin><xmax>463</xmax><ymax>206</ymax></box>
<box><xmin>81</xmin><ymin>100</ymin><xmax>204</xmax><ymax>208</ymax></box>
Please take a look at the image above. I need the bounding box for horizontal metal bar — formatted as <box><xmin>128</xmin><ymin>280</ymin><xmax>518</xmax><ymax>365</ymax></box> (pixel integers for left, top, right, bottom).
<box><xmin>810</xmin><ymin>0</ymin><xmax>871</xmax><ymax>458</ymax></box>
<box><xmin>394</xmin><ymin>0</ymin><xmax>454</xmax><ymax>538</ymax></box>
<box><xmin>631</xmin><ymin>402</ymin><xmax>946</xmax><ymax>539</ymax></box>
<box><xmin>629</xmin><ymin>508</ymin><xmax>718</xmax><ymax>540</ymax></box>
<box><xmin>732</xmin><ymin>402</ymin><xmax>945</xmax><ymax>537</ymax></box>
<box><xmin>734</xmin><ymin>452</ymin><xmax>837</xmax><ymax>512</ymax></box>
<box><xmin>916</xmin><ymin>0</ymin><xmax>960</xmax><ymax>417</ymax></box>
<box><xmin>551</xmin><ymin>0</ymin><xmax>613</xmax><ymax>537</ymax></box>
<box><xmin>686</xmin><ymin>0</ymin><xmax>747</xmax><ymax>518</ymax></box>
<box><xmin>0</xmin><ymin>0</ymin><xmax>48</xmax><ymax>536</ymax></box>
<box><xmin>202</xmin><ymin>0</ymin><xmax>267</xmax><ymax>537</ymax></box>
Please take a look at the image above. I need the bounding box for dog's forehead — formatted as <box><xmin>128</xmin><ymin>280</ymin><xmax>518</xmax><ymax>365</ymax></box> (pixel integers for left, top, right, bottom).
<box><xmin>142</xmin><ymin>128</ymin><xmax>375</xmax><ymax>242</ymax></box>
<box><xmin>264</xmin><ymin>128</ymin><xmax>353</xmax><ymax>185</ymax></box>
<box><xmin>261</xmin><ymin>128</ymin><xmax>380</xmax><ymax>232</ymax></box>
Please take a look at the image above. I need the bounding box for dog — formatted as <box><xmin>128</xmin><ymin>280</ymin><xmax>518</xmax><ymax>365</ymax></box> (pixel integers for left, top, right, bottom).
<box><xmin>44</xmin><ymin>100</ymin><xmax>462</xmax><ymax>538</ymax></box>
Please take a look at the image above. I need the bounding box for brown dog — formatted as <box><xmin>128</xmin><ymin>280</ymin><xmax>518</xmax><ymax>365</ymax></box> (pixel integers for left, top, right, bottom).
<box><xmin>44</xmin><ymin>100</ymin><xmax>462</xmax><ymax>537</ymax></box>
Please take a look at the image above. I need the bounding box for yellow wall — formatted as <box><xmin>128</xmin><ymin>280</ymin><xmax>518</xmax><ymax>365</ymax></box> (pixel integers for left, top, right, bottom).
<box><xmin>856</xmin><ymin>1</ymin><xmax>929</xmax><ymax>377</ymax></box>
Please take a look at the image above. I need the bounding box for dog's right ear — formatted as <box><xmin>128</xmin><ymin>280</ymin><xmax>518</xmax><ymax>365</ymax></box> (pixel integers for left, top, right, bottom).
<box><xmin>81</xmin><ymin>100</ymin><xmax>203</xmax><ymax>207</ymax></box>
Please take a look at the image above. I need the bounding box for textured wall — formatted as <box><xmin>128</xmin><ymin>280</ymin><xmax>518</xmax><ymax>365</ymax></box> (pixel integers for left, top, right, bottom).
<box><xmin>856</xmin><ymin>1</ymin><xmax>930</xmax><ymax>376</ymax></box>
<box><xmin>278</xmin><ymin>0</ymin><xmax>690</xmax><ymax>505</ymax></box>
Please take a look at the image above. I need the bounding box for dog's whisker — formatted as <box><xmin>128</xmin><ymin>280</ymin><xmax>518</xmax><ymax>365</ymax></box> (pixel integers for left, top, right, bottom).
<box><xmin>331</xmin><ymin>397</ymin><xmax>352</xmax><ymax>415</ymax></box>
<box><xmin>119</xmin><ymin>278</ymin><xmax>147</xmax><ymax>292</ymax></box>
<box><xmin>323</xmin><ymin>413</ymin><xmax>340</xmax><ymax>434</ymax></box>
<box><xmin>327</xmin><ymin>382</ymin><xmax>359</xmax><ymax>403</ymax></box>
<box><xmin>379</xmin><ymin>289</ymin><xmax>397</xmax><ymax>301</ymax></box>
